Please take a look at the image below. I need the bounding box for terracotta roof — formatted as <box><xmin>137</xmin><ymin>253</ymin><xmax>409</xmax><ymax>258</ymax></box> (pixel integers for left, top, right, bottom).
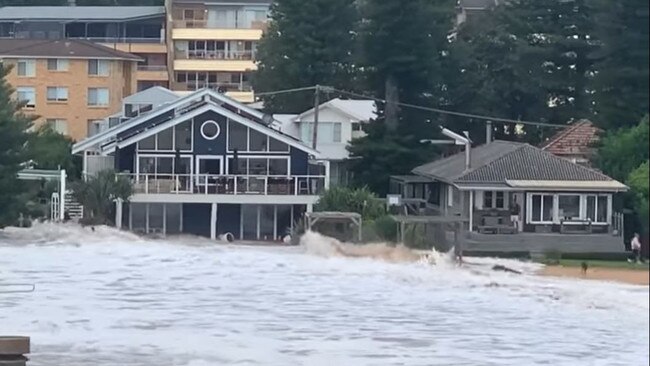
<box><xmin>0</xmin><ymin>39</ymin><xmax>141</xmax><ymax>61</ymax></box>
<box><xmin>541</xmin><ymin>119</ymin><xmax>601</xmax><ymax>158</ymax></box>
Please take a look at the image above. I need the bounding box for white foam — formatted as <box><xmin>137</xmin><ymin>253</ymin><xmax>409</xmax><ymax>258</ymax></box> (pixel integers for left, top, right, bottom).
<box><xmin>0</xmin><ymin>223</ymin><xmax>648</xmax><ymax>366</ymax></box>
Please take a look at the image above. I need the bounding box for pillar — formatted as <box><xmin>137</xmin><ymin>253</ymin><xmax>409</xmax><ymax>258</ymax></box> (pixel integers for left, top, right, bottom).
<box><xmin>59</xmin><ymin>169</ymin><xmax>66</xmax><ymax>221</ymax></box>
<box><xmin>324</xmin><ymin>161</ymin><xmax>331</xmax><ymax>190</ymax></box>
<box><xmin>210</xmin><ymin>203</ymin><xmax>217</xmax><ymax>240</ymax></box>
<box><xmin>306</xmin><ymin>203</ymin><xmax>314</xmax><ymax>213</ymax></box>
<box><xmin>115</xmin><ymin>199</ymin><xmax>123</xmax><ymax>229</ymax></box>
<box><xmin>468</xmin><ymin>191</ymin><xmax>474</xmax><ymax>233</ymax></box>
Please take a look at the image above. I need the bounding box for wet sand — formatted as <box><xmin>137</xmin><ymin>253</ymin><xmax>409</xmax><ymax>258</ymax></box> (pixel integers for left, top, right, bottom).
<box><xmin>542</xmin><ymin>266</ymin><xmax>650</xmax><ymax>286</ymax></box>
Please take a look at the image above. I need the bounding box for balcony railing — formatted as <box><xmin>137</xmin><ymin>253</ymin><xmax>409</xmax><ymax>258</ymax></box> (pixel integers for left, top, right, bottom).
<box><xmin>173</xmin><ymin>19</ymin><xmax>268</xmax><ymax>31</ymax></box>
<box><xmin>176</xmin><ymin>82</ymin><xmax>253</xmax><ymax>92</ymax></box>
<box><xmin>176</xmin><ymin>50</ymin><xmax>255</xmax><ymax>61</ymax></box>
<box><xmin>125</xmin><ymin>173</ymin><xmax>326</xmax><ymax>196</ymax></box>
<box><xmin>137</xmin><ymin>65</ymin><xmax>168</xmax><ymax>71</ymax></box>
<box><xmin>70</xmin><ymin>36</ymin><xmax>164</xmax><ymax>44</ymax></box>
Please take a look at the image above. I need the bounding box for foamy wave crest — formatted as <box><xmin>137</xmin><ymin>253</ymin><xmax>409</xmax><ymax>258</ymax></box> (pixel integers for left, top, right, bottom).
<box><xmin>0</xmin><ymin>221</ymin><xmax>146</xmax><ymax>247</ymax></box>
<box><xmin>300</xmin><ymin>230</ymin><xmax>454</xmax><ymax>265</ymax></box>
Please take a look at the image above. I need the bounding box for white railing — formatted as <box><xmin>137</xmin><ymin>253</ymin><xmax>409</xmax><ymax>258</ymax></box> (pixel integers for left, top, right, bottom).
<box><xmin>123</xmin><ymin>173</ymin><xmax>326</xmax><ymax>196</ymax></box>
<box><xmin>178</xmin><ymin>50</ymin><xmax>255</xmax><ymax>60</ymax></box>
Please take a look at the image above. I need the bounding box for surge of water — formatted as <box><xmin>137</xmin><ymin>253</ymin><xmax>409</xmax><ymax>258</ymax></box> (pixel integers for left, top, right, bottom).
<box><xmin>1</xmin><ymin>223</ymin><xmax>648</xmax><ymax>366</ymax></box>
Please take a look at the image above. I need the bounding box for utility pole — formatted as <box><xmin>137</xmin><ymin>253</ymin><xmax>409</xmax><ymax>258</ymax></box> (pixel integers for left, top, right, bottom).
<box><xmin>312</xmin><ymin>85</ymin><xmax>320</xmax><ymax>150</ymax></box>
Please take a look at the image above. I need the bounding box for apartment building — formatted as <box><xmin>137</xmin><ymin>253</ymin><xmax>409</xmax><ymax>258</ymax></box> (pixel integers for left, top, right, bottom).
<box><xmin>166</xmin><ymin>0</ymin><xmax>270</xmax><ymax>103</ymax></box>
<box><xmin>0</xmin><ymin>6</ymin><xmax>168</xmax><ymax>91</ymax></box>
<box><xmin>0</xmin><ymin>39</ymin><xmax>140</xmax><ymax>140</ymax></box>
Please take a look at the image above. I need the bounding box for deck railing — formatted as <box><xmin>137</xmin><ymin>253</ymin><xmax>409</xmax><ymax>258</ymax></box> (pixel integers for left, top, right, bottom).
<box><xmin>122</xmin><ymin>173</ymin><xmax>326</xmax><ymax>196</ymax></box>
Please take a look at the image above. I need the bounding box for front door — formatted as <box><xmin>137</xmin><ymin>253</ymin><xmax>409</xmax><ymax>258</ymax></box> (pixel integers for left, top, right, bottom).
<box><xmin>196</xmin><ymin>156</ymin><xmax>223</xmax><ymax>190</ymax></box>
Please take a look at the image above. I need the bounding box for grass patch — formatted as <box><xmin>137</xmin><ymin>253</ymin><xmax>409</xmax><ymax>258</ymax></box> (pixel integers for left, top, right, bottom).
<box><xmin>554</xmin><ymin>259</ymin><xmax>649</xmax><ymax>271</ymax></box>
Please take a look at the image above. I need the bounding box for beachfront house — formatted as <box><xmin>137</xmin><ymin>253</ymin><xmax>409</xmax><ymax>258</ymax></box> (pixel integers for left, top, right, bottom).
<box><xmin>273</xmin><ymin>98</ymin><xmax>377</xmax><ymax>187</ymax></box>
<box><xmin>72</xmin><ymin>88</ymin><xmax>328</xmax><ymax>241</ymax></box>
<box><xmin>390</xmin><ymin>138</ymin><xmax>628</xmax><ymax>251</ymax></box>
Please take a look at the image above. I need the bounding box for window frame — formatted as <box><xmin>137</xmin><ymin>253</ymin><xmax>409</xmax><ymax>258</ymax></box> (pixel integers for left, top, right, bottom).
<box><xmin>47</xmin><ymin>58</ymin><xmax>69</xmax><ymax>71</ymax></box>
<box><xmin>226</xmin><ymin>119</ymin><xmax>289</xmax><ymax>154</ymax></box>
<box><xmin>16</xmin><ymin>86</ymin><xmax>36</xmax><ymax>108</ymax></box>
<box><xmin>137</xmin><ymin>121</ymin><xmax>194</xmax><ymax>153</ymax></box>
<box><xmin>87</xmin><ymin>87</ymin><xmax>110</xmax><ymax>106</ymax></box>
<box><xmin>528</xmin><ymin>193</ymin><xmax>555</xmax><ymax>224</ymax></box>
<box><xmin>88</xmin><ymin>59</ymin><xmax>110</xmax><ymax>76</ymax></box>
<box><xmin>46</xmin><ymin>118</ymin><xmax>68</xmax><ymax>134</ymax></box>
<box><xmin>46</xmin><ymin>86</ymin><xmax>69</xmax><ymax>102</ymax></box>
<box><xmin>16</xmin><ymin>59</ymin><xmax>36</xmax><ymax>77</ymax></box>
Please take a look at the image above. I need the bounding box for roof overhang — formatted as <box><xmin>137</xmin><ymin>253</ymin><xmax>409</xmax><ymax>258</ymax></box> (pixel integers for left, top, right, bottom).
<box><xmin>505</xmin><ymin>180</ymin><xmax>628</xmax><ymax>192</ymax></box>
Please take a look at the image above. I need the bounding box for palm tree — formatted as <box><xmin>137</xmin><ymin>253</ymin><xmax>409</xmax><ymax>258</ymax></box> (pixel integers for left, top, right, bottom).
<box><xmin>72</xmin><ymin>170</ymin><xmax>132</xmax><ymax>225</ymax></box>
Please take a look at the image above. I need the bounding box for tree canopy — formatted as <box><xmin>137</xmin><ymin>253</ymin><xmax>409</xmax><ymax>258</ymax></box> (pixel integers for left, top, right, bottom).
<box><xmin>0</xmin><ymin>64</ymin><xmax>33</xmax><ymax>228</ymax></box>
<box><xmin>253</xmin><ymin>0</ymin><xmax>359</xmax><ymax>113</ymax></box>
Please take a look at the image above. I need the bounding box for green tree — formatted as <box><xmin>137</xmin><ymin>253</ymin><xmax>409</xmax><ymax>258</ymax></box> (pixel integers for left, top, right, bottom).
<box><xmin>253</xmin><ymin>0</ymin><xmax>358</xmax><ymax>113</ymax></box>
<box><xmin>315</xmin><ymin>186</ymin><xmax>385</xmax><ymax>221</ymax></box>
<box><xmin>348</xmin><ymin>0</ymin><xmax>454</xmax><ymax>194</ymax></box>
<box><xmin>591</xmin><ymin>0</ymin><xmax>649</xmax><ymax>129</ymax></box>
<box><xmin>71</xmin><ymin>170</ymin><xmax>132</xmax><ymax>225</ymax></box>
<box><xmin>0</xmin><ymin>64</ymin><xmax>33</xmax><ymax>228</ymax></box>
<box><xmin>446</xmin><ymin>0</ymin><xmax>598</xmax><ymax>143</ymax></box>
<box><xmin>628</xmin><ymin>161</ymin><xmax>649</xmax><ymax>234</ymax></box>
<box><xmin>28</xmin><ymin>124</ymin><xmax>81</xmax><ymax>179</ymax></box>
<box><xmin>595</xmin><ymin>115</ymin><xmax>649</xmax><ymax>182</ymax></box>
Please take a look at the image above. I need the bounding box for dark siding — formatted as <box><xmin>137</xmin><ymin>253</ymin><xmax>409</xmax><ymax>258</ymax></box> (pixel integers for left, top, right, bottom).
<box><xmin>217</xmin><ymin>204</ymin><xmax>241</xmax><ymax>239</ymax></box>
<box><xmin>192</xmin><ymin>111</ymin><xmax>228</xmax><ymax>156</ymax></box>
<box><xmin>182</xmin><ymin>203</ymin><xmax>211</xmax><ymax>237</ymax></box>
<box><xmin>290</xmin><ymin>147</ymin><xmax>309</xmax><ymax>175</ymax></box>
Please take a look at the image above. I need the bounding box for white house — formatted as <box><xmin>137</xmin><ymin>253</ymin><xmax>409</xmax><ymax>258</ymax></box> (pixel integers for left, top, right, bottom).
<box><xmin>290</xmin><ymin>98</ymin><xmax>377</xmax><ymax>186</ymax></box>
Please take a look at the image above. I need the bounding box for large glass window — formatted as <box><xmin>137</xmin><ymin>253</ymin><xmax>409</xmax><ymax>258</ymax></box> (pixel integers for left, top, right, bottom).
<box><xmin>531</xmin><ymin>194</ymin><xmax>554</xmax><ymax>223</ymax></box>
<box><xmin>88</xmin><ymin>88</ymin><xmax>109</xmax><ymax>106</ymax></box>
<box><xmin>227</xmin><ymin>157</ymin><xmax>288</xmax><ymax>176</ymax></box>
<box><xmin>269</xmin><ymin>137</ymin><xmax>289</xmax><ymax>152</ymax></box>
<box><xmin>175</xmin><ymin>121</ymin><xmax>192</xmax><ymax>150</ymax></box>
<box><xmin>138</xmin><ymin>121</ymin><xmax>192</xmax><ymax>152</ymax></box>
<box><xmin>249</xmin><ymin>129</ymin><xmax>268</xmax><ymax>151</ymax></box>
<box><xmin>158</xmin><ymin>128</ymin><xmax>174</xmax><ymax>150</ymax></box>
<box><xmin>138</xmin><ymin>156</ymin><xmax>191</xmax><ymax>175</ymax></box>
<box><xmin>228</xmin><ymin>121</ymin><xmax>248</xmax><ymax>151</ymax></box>
<box><xmin>558</xmin><ymin>195</ymin><xmax>581</xmax><ymax>220</ymax></box>
<box><xmin>587</xmin><ymin>195</ymin><xmax>609</xmax><ymax>223</ymax></box>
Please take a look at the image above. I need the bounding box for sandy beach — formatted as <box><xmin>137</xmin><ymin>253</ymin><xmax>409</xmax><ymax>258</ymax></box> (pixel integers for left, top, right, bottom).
<box><xmin>542</xmin><ymin>265</ymin><xmax>650</xmax><ymax>286</ymax></box>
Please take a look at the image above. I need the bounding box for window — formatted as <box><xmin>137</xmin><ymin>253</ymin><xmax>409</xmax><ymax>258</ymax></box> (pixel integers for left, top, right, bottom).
<box><xmin>587</xmin><ymin>195</ymin><xmax>609</xmax><ymax>223</ymax></box>
<box><xmin>482</xmin><ymin>191</ymin><xmax>506</xmax><ymax>209</ymax></box>
<box><xmin>558</xmin><ymin>195</ymin><xmax>581</xmax><ymax>220</ymax></box>
<box><xmin>200</xmin><ymin>120</ymin><xmax>220</xmax><ymax>140</ymax></box>
<box><xmin>16</xmin><ymin>87</ymin><xmax>35</xmax><ymax>108</ymax></box>
<box><xmin>88</xmin><ymin>59</ymin><xmax>110</xmax><ymax>76</ymax></box>
<box><xmin>269</xmin><ymin>137</ymin><xmax>289</xmax><ymax>152</ymax></box>
<box><xmin>227</xmin><ymin>157</ymin><xmax>289</xmax><ymax>176</ymax></box>
<box><xmin>46</xmin><ymin>87</ymin><xmax>68</xmax><ymax>102</ymax></box>
<box><xmin>228</xmin><ymin>120</ymin><xmax>248</xmax><ymax>151</ymax></box>
<box><xmin>138</xmin><ymin>121</ymin><xmax>193</xmax><ymax>152</ymax></box>
<box><xmin>87</xmin><ymin>119</ymin><xmax>106</xmax><ymax>137</ymax></box>
<box><xmin>125</xmin><ymin>103</ymin><xmax>153</xmax><ymax>118</ymax></box>
<box><xmin>46</xmin><ymin>119</ymin><xmax>67</xmax><ymax>134</ymax></box>
<box><xmin>333</xmin><ymin>123</ymin><xmax>342</xmax><ymax>143</ymax></box>
<box><xmin>249</xmin><ymin>128</ymin><xmax>267</xmax><ymax>151</ymax></box>
<box><xmin>174</xmin><ymin>120</ymin><xmax>192</xmax><ymax>150</ymax></box>
<box><xmin>47</xmin><ymin>59</ymin><xmax>68</xmax><ymax>71</ymax></box>
<box><xmin>352</xmin><ymin>123</ymin><xmax>362</xmax><ymax>132</ymax></box>
<box><xmin>531</xmin><ymin>194</ymin><xmax>554</xmax><ymax>223</ymax></box>
<box><xmin>88</xmin><ymin>88</ymin><xmax>109</xmax><ymax>106</ymax></box>
<box><xmin>17</xmin><ymin>59</ymin><xmax>35</xmax><ymax>77</ymax></box>
<box><xmin>138</xmin><ymin>156</ymin><xmax>191</xmax><ymax>175</ymax></box>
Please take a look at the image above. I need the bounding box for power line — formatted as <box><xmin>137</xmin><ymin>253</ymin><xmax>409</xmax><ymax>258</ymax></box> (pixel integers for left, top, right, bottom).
<box><xmin>254</xmin><ymin>85</ymin><xmax>317</xmax><ymax>97</ymax></box>
<box><xmin>331</xmin><ymin>88</ymin><xmax>565</xmax><ymax>129</ymax></box>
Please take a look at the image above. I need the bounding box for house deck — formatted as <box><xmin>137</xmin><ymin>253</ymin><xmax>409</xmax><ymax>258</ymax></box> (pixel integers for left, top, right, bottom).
<box><xmin>464</xmin><ymin>232</ymin><xmax>626</xmax><ymax>255</ymax></box>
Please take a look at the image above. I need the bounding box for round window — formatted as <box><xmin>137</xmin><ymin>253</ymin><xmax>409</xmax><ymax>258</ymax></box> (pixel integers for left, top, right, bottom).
<box><xmin>200</xmin><ymin>120</ymin><xmax>221</xmax><ymax>140</ymax></box>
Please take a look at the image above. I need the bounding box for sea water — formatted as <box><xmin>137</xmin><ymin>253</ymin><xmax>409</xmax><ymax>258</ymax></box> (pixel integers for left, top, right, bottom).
<box><xmin>0</xmin><ymin>223</ymin><xmax>648</xmax><ymax>366</ymax></box>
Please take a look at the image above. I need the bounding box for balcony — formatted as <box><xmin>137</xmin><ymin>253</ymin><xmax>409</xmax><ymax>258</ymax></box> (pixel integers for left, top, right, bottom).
<box><xmin>136</xmin><ymin>65</ymin><xmax>169</xmax><ymax>81</ymax></box>
<box><xmin>176</xmin><ymin>50</ymin><xmax>255</xmax><ymax>61</ymax></box>
<box><xmin>97</xmin><ymin>39</ymin><xmax>167</xmax><ymax>54</ymax></box>
<box><xmin>174</xmin><ymin>59</ymin><xmax>257</xmax><ymax>72</ymax></box>
<box><xmin>127</xmin><ymin>174</ymin><xmax>326</xmax><ymax>196</ymax></box>
<box><xmin>73</xmin><ymin>36</ymin><xmax>163</xmax><ymax>44</ymax></box>
<box><xmin>175</xmin><ymin>81</ymin><xmax>252</xmax><ymax>92</ymax></box>
<box><xmin>172</xmin><ymin>27</ymin><xmax>263</xmax><ymax>41</ymax></box>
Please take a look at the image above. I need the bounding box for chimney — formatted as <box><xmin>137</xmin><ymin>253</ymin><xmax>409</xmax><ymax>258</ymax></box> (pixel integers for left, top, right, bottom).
<box><xmin>440</xmin><ymin>127</ymin><xmax>472</xmax><ymax>171</ymax></box>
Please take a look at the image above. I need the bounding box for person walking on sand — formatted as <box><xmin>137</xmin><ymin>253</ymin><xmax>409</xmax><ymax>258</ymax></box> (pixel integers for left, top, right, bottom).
<box><xmin>629</xmin><ymin>233</ymin><xmax>642</xmax><ymax>263</ymax></box>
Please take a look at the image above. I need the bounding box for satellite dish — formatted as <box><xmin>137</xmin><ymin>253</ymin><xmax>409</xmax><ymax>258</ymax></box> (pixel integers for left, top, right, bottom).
<box><xmin>262</xmin><ymin>113</ymin><xmax>274</xmax><ymax>125</ymax></box>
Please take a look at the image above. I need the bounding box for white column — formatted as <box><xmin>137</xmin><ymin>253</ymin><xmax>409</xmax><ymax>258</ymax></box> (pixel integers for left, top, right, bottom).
<box><xmin>607</xmin><ymin>194</ymin><xmax>613</xmax><ymax>225</ymax></box>
<box><xmin>210</xmin><ymin>203</ymin><xmax>217</xmax><ymax>240</ymax></box>
<box><xmin>115</xmin><ymin>199</ymin><xmax>123</xmax><ymax>229</ymax></box>
<box><xmin>307</xmin><ymin>203</ymin><xmax>314</xmax><ymax>213</ymax></box>
<box><xmin>324</xmin><ymin>161</ymin><xmax>331</xmax><ymax>190</ymax></box>
<box><xmin>468</xmin><ymin>190</ymin><xmax>474</xmax><ymax>233</ymax></box>
<box><xmin>59</xmin><ymin>169</ymin><xmax>66</xmax><ymax>221</ymax></box>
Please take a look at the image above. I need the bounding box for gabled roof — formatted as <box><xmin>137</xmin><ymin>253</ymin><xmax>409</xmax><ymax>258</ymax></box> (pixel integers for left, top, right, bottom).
<box><xmin>295</xmin><ymin>98</ymin><xmax>377</xmax><ymax>122</ymax></box>
<box><xmin>541</xmin><ymin>119</ymin><xmax>601</xmax><ymax>158</ymax></box>
<box><xmin>0</xmin><ymin>6</ymin><xmax>164</xmax><ymax>21</ymax></box>
<box><xmin>0</xmin><ymin>39</ymin><xmax>141</xmax><ymax>61</ymax></box>
<box><xmin>413</xmin><ymin>140</ymin><xmax>626</xmax><ymax>191</ymax></box>
<box><xmin>72</xmin><ymin>88</ymin><xmax>320</xmax><ymax>157</ymax></box>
